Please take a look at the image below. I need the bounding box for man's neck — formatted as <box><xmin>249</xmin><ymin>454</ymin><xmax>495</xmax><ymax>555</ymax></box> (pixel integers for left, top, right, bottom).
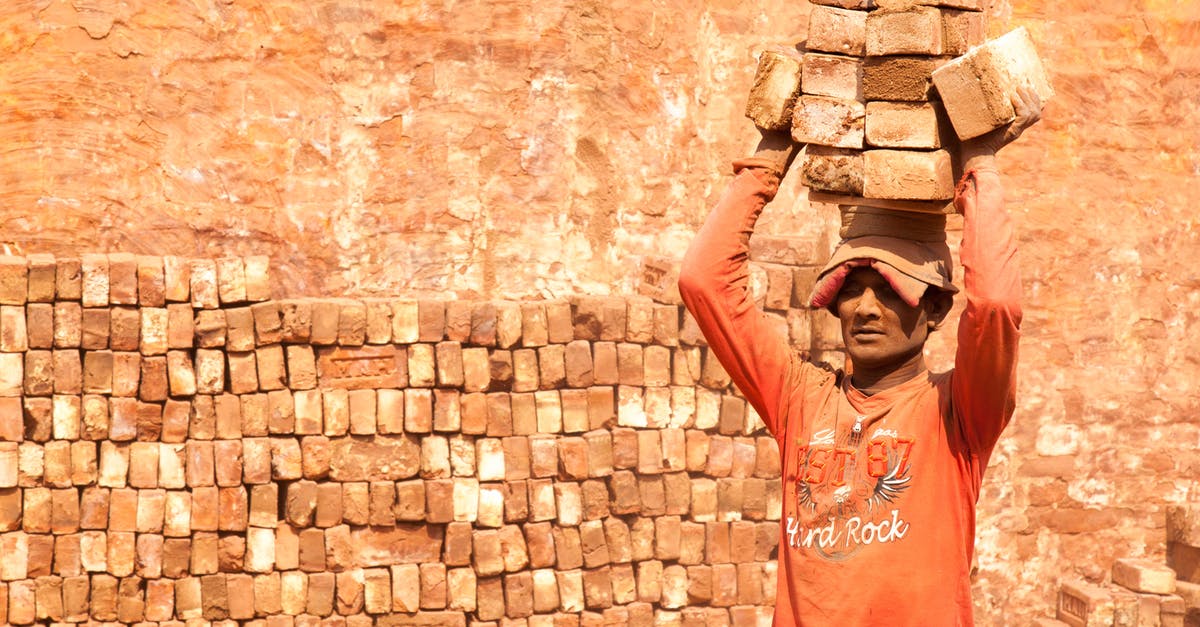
<box><xmin>849</xmin><ymin>354</ymin><xmax>928</xmax><ymax>396</ymax></box>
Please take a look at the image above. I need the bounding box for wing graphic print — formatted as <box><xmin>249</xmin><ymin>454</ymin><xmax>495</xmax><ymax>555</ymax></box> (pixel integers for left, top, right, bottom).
<box><xmin>867</xmin><ymin>453</ymin><xmax>911</xmax><ymax>513</ymax></box>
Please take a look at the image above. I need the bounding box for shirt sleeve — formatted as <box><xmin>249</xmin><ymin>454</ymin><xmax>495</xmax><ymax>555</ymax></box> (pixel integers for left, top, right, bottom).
<box><xmin>951</xmin><ymin>166</ymin><xmax>1022</xmax><ymax>459</ymax></box>
<box><xmin>677</xmin><ymin>160</ymin><xmax>800</xmax><ymax>438</ymax></box>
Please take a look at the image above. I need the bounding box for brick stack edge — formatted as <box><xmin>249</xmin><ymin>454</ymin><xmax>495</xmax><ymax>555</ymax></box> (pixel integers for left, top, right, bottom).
<box><xmin>1029</xmin><ymin>505</ymin><xmax>1200</xmax><ymax>627</ymax></box>
<box><xmin>0</xmin><ymin>247</ymin><xmax>840</xmax><ymax>626</ymax></box>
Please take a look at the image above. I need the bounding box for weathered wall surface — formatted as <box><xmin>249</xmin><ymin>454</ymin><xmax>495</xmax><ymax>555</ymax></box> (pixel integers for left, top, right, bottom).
<box><xmin>0</xmin><ymin>0</ymin><xmax>1198</xmax><ymax>624</ymax></box>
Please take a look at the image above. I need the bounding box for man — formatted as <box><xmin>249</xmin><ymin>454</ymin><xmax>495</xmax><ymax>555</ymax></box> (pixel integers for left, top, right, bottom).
<box><xmin>678</xmin><ymin>89</ymin><xmax>1041</xmax><ymax>625</ymax></box>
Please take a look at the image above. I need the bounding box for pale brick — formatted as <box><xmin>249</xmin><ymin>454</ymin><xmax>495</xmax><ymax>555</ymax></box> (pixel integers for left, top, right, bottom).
<box><xmin>1112</xmin><ymin>557</ymin><xmax>1176</xmax><ymax>594</ymax></box>
<box><xmin>807</xmin><ymin>5</ymin><xmax>867</xmax><ymax>56</ymax></box>
<box><xmin>243</xmin><ymin>255</ymin><xmax>271</xmax><ymax>302</ymax></box>
<box><xmin>803</xmin><ymin>52</ymin><xmax>863</xmax><ymax>100</ymax></box>
<box><xmin>52</xmin><ymin>302</ymin><xmax>81</xmax><ymax>349</ymax></box>
<box><xmin>744</xmin><ymin>47</ymin><xmax>803</xmax><ymax>131</ymax></box>
<box><xmin>80</xmin><ymin>253</ymin><xmax>110</xmax><ymax>307</ymax></box>
<box><xmin>932</xmin><ymin>27</ymin><xmax>1055</xmax><ymax>139</ymax></box>
<box><xmin>190</xmin><ymin>259</ymin><xmax>219</xmax><ymax>309</ymax></box>
<box><xmin>865</xmin><ymin>100</ymin><xmax>949</xmax><ymax>149</ymax></box>
<box><xmin>0</xmin><ymin>305</ymin><xmax>27</xmax><ymax>352</ymax></box>
<box><xmin>863</xmin><ymin>148</ymin><xmax>955</xmax><ymax>200</ymax></box>
<box><xmin>0</xmin><ymin>353</ymin><xmax>25</xmax><ymax>397</ymax></box>
<box><xmin>866</xmin><ymin>6</ymin><xmax>945</xmax><ymax>56</ymax></box>
<box><xmin>792</xmin><ymin>95</ymin><xmax>865</xmax><ymax>149</ymax></box>
<box><xmin>215</xmin><ymin>257</ymin><xmax>247</xmax><ymax>304</ymax></box>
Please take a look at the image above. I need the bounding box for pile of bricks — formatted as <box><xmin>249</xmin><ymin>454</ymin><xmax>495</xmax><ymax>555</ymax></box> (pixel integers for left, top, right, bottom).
<box><xmin>0</xmin><ymin>246</ymin><xmax>838</xmax><ymax>626</ymax></box>
<box><xmin>745</xmin><ymin>1</ymin><xmax>1053</xmax><ymax>213</ymax></box>
<box><xmin>1033</xmin><ymin>505</ymin><xmax>1200</xmax><ymax>627</ymax></box>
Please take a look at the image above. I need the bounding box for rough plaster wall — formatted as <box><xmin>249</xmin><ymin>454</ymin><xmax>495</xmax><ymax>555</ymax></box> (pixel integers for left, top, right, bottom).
<box><xmin>1</xmin><ymin>0</ymin><xmax>1199</xmax><ymax>623</ymax></box>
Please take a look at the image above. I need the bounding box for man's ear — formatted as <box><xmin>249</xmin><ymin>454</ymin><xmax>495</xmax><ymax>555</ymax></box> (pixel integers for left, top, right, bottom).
<box><xmin>925</xmin><ymin>289</ymin><xmax>955</xmax><ymax>330</ymax></box>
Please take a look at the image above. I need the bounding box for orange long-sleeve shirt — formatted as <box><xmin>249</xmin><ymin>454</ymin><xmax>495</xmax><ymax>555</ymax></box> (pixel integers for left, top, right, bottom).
<box><xmin>678</xmin><ymin>162</ymin><xmax>1021</xmax><ymax>626</ymax></box>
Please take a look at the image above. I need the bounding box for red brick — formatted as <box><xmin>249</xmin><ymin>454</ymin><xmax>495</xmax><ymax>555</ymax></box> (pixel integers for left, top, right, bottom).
<box><xmin>79</xmin><ymin>306</ymin><xmax>110</xmax><ymax>349</ymax></box>
<box><xmin>25</xmin><ymin>303</ymin><xmax>52</xmax><ymax>349</ymax></box>
<box><xmin>511</xmin><ymin>392</ymin><xmax>537</xmax><ymax>435</ymax></box>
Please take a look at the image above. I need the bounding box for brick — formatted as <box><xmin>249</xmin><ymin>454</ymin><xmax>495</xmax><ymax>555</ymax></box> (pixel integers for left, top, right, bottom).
<box><xmin>219</xmin><ymin>485</ymin><xmax>248</xmax><ymax>531</ymax></box>
<box><xmin>23</xmin><ymin>255</ymin><xmax>54</xmax><ymax>304</ymax></box>
<box><xmin>528</xmin><ymin>478</ymin><xmax>556</xmax><ymax>522</ymax></box>
<box><xmin>255</xmin><ymin>344</ymin><xmax>286</xmax><ymax>391</ymax></box>
<box><xmin>336</xmin><ymin>299</ymin><xmax>367</xmax><ymax>346</ymax></box>
<box><xmin>25</xmin><ymin>304</ymin><xmax>52</xmax><ymax>349</ymax></box>
<box><xmin>78</xmin><ymin>306</ymin><xmax>109</xmax><ymax>349</ymax></box>
<box><xmin>555</xmin><ymin>481</ymin><xmax>584</xmax><ymax>526</ymax></box>
<box><xmin>106</xmin><ymin>252</ymin><xmax>138</xmax><ymax>305</ymax></box>
<box><xmin>538</xmin><ymin>344</ymin><xmax>567</xmax><ymax>389</ymax></box>
<box><xmin>581</xmin><ymin>478</ymin><xmax>610</xmax><ymax>520</ymax></box>
<box><xmin>436</xmin><ymin>300</ymin><xmax>467</xmax><ymax>342</ymax></box>
<box><xmin>807</xmin><ymin>5</ymin><xmax>867</xmax><ymax>55</ymax></box>
<box><xmin>1169</xmin><ymin>540</ymin><xmax>1200</xmax><ymax>584</ymax></box>
<box><xmin>556</xmin><ymin>566</ymin><xmax>585</xmax><ymax>610</ymax></box>
<box><xmin>744</xmin><ymin>47</ymin><xmax>803</xmax><ymax>131</ymax></box>
<box><xmin>213</xmin><ymin>257</ymin><xmax>246</xmax><ymax>304</ymax></box>
<box><xmin>473</xmin><ymin>528</ymin><xmax>506</xmax><ymax>577</ymax></box>
<box><xmin>242</xmin><ymin>255</ymin><xmax>270</xmax><ymax>302</ymax></box>
<box><xmin>0</xmin><ymin>257</ymin><xmax>25</xmax><ymax>303</ymax></box>
<box><xmin>500</xmin><ymin>571</ymin><xmax>533</xmax><ymax>617</ymax></box>
<box><xmin>512</xmin><ymin>303</ymin><xmax>547</xmax><ymax>348</ymax></box>
<box><xmin>535</xmin><ymin>390</ymin><xmax>562</xmax><ymax>433</ymax></box>
<box><xmin>504</xmin><ymin>525</ymin><xmax>540</xmax><ymax>573</ymax></box>
<box><xmin>270</xmin><ymin>437</ymin><xmax>303</xmax><ymax>480</ymax></box>
<box><xmin>792</xmin><ymin>95</ymin><xmax>865</xmax><ymax>149</ymax></box>
<box><xmin>866</xmin><ymin>6</ymin><xmax>944</xmax><ymax>56</ymax></box>
<box><xmin>624</xmin><ymin>299</ymin><xmax>653</xmax><ymax>346</ymax></box>
<box><xmin>932</xmin><ymin>27</ymin><xmax>1055</xmax><ymax>139</ymax></box>
<box><xmin>801</xmin><ymin>53</ymin><xmax>863</xmax><ymax>105</ymax></box>
<box><xmin>543</xmin><ymin>301</ymin><xmax>572</xmax><ymax>344</ymax></box>
<box><xmin>228</xmin><ymin>393</ymin><xmax>263</xmax><ymax>438</ymax></box>
<box><xmin>139</xmin><ymin>355</ymin><xmax>169</xmax><ymax>401</ymax></box>
<box><xmin>0</xmin><ymin>306</ymin><xmax>26</xmax><ymax>352</ymax></box>
<box><xmin>1112</xmin><ymin>557</ymin><xmax>1176</xmax><ymax>594</ymax></box>
<box><xmin>80</xmin><ymin>254</ymin><xmax>110</xmax><ymax>307</ymax></box>
<box><xmin>52</xmin><ymin>302</ymin><xmax>81</xmax><ymax>349</ymax></box>
<box><xmin>511</xmin><ymin>349</ymin><xmax>538</xmax><ymax>393</ymax></box>
<box><xmin>934</xmin><ymin>10</ymin><xmax>986</xmax><ymax>56</ymax></box>
<box><xmin>1058</xmin><ymin>579</ymin><xmax>1115</xmax><ymax>627</ymax></box>
<box><xmin>0</xmin><ymin>398</ymin><xmax>22</xmax><ymax>441</ymax></box>
<box><xmin>866</xmin><ymin>100</ymin><xmax>950</xmax><ymax>149</ymax></box>
<box><xmin>272</xmin><ymin>300</ymin><xmax>309</xmax><ymax>345</ymax></box>
<box><xmin>863</xmin><ymin>149</ymin><xmax>955</xmax><ymax>200</ymax></box>
<box><xmin>864</xmin><ymin>55</ymin><xmax>946</xmax><ymax>102</ymax></box>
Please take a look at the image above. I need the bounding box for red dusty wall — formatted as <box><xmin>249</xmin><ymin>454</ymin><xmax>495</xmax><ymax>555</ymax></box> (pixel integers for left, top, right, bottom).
<box><xmin>1</xmin><ymin>0</ymin><xmax>1199</xmax><ymax>623</ymax></box>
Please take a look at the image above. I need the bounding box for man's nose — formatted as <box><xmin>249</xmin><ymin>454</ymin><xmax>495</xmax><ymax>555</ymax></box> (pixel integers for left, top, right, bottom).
<box><xmin>855</xmin><ymin>288</ymin><xmax>882</xmax><ymax>317</ymax></box>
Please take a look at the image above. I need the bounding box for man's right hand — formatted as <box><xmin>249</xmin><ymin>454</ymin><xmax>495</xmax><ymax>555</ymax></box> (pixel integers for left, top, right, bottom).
<box><xmin>750</xmin><ymin>128</ymin><xmax>801</xmax><ymax>178</ymax></box>
<box><xmin>960</xmin><ymin>85</ymin><xmax>1044</xmax><ymax>170</ymax></box>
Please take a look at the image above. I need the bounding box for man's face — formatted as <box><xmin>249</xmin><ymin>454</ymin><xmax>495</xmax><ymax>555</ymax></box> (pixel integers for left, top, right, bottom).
<box><xmin>835</xmin><ymin>267</ymin><xmax>931</xmax><ymax>373</ymax></box>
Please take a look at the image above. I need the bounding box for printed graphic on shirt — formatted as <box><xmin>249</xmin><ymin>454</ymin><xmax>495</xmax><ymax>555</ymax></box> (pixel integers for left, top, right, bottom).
<box><xmin>785</xmin><ymin>426</ymin><xmax>916</xmax><ymax>562</ymax></box>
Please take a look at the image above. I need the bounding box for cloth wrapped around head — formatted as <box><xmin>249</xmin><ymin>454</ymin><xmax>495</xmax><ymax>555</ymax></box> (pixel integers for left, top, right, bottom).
<box><xmin>808</xmin><ymin>206</ymin><xmax>957</xmax><ymax>310</ymax></box>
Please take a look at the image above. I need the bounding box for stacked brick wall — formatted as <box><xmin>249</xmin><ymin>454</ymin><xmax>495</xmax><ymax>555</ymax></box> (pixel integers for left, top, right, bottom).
<box><xmin>0</xmin><ymin>248</ymin><xmax>834</xmax><ymax>625</ymax></box>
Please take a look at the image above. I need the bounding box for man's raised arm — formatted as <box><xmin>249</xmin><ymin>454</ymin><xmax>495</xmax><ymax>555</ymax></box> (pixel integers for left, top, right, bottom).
<box><xmin>952</xmin><ymin>86</ymin><xmax>1043</xmax><ymax>456</ymax></box>
<box><xmin>678</xmin><ymin>129</ymin><xmax>803</xmax><ymax>437</ymax></box>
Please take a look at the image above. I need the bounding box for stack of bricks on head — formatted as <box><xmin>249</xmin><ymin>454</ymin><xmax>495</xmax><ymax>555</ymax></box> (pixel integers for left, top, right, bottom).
<box><xmin>0</xmin><ymin>252</ymin><xmax>800</xmax><ymax>625</ymax></box>
<box><xmin>745</xmin><ymin>0</ymin><xmax>1054</xmax><ymax>216</ymax></box>
<box><xmin>1035</xmin><ymin>505</ymin><xmax>1200</xmax><ymax>627</ymax></box>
